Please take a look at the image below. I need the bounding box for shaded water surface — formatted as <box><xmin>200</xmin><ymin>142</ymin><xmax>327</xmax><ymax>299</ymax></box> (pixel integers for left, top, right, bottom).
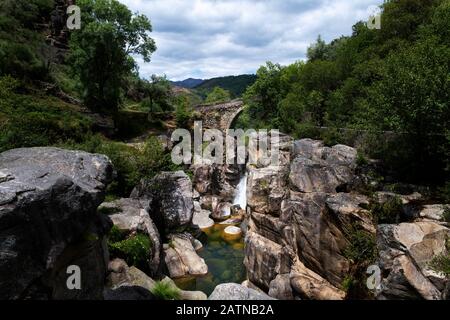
<box><xmin>174</xmin><ymin>224</ymin><xmax>246</xmax><ymax>296</ymax></box>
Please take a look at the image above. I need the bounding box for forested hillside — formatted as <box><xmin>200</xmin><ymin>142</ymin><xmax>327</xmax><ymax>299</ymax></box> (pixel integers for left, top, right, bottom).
<box><xmin>238</xmin><ymin>0</ymin><xmax>449</xmax><ymax>191</ymax></box>
<box><xmin>194</xmin><ymin>74</ymin><xmax>256</xmax><ymax>98</ymax></box>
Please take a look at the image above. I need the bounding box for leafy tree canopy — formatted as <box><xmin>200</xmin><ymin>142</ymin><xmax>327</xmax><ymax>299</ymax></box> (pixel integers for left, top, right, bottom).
<box><xmin>69</xmin><ymin>0</ymin><xmax>156</xmax><ymax>114</ymax></box>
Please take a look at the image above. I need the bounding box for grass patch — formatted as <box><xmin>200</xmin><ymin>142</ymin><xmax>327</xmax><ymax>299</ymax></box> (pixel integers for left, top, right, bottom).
<box><xmin>151</xmin><ymin>281</ymin><xmax>181</xmax><ymax>300</ymax></box>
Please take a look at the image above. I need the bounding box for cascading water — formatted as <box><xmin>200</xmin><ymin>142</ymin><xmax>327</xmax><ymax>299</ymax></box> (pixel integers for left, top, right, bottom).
<box><xmin>175</xmin><ymin>171</ymin><xmax>248</xmax><ymax>295</ymax></box>
<box><xmin>233</xmin><ymin>173</ymin><xmax>247</xmax><ymax>210</ymax></box>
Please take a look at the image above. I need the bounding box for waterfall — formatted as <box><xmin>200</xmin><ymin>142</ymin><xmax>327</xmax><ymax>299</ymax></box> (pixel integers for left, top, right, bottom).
<box><xmin>233</xmin><ymin>173</ymin><xmax>247</xmax><ymax>210</ymax></box>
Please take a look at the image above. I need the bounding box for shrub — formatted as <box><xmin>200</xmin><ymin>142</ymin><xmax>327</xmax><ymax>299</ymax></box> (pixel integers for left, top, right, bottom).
<box><xmin>429</xmin><ymin>239</ymin><xmax>450</xmax><ymax>277</ymax></box>
<box><xmin>0</xmin><ymin>77</ymin><xmax>93</xmax><ymax>153</ymax></box>
<box><xmin>175</xmin><ymin>102</ymin><xmax>193</xmax><ymax>128</ymax></box>
<box><xmin>107</xmin><ymin>225</ymin><xmax>126</xmax><ymax>243</ymax></box>
<box><xmin>343</xmin><ymin>226</ymin><xmax>377</xmax><ymax>264</ymax></box>
<box><xmin>62</xmin><ymin>135</ymin><xmax>172</xmax><ymax>197</ymax></box>
<box><xmin>443</xmin><ymin>208</ymin><xmax>450</xmax><ymax>223</ymax></box>
<box><xmin>356</xmin><ymin>151</ymin><xmax>369</xmax><ymax>166</ymax></box>
<box><xmin>108</xmin><ymin>233</ymin><xmax>151</xmax><ymax>269</ymax></box>
<box><xmin>371</xmin><ymin>196</ymin><xmax>403</xmax><ymax>224</ymax></box>
<box><xmin>342</xmin><ymin>276</ymin><xmax>355</xmax><ymax>293</ymax></box>
<box><xmin>151</xmin><ymin>281</ymin><xmax>181</xmax><ymax>300</ymax></box>
<box><xmin>429</xmin><ymin>254</ymin><xmax>450</xmax><ymax>277</ymax></box>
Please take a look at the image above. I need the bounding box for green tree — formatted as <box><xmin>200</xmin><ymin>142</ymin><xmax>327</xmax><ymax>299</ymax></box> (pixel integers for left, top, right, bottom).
<box><xmin>307</xmin><ymin>35</ymin><xmax>327</xmax><ymax>61</ymax></box>
<box><xmin>205</xmin><ymin>86</ymin><xmax>231</xmax><ymax>104</ymax></box>
<box><xmin>141</xmin><ymin>75</ymin><xmax>172</xmax><ymax>113</ymax></box>
<box><xmin>369</xmin><ymin>37</ymin><xmax>450</xmax><ymax>182</ymax></box>
<box><xmin>69</xmin><ymin>0</ymin><xmax>156</xmax><ymax>114</ymax></box>
<box><xmin>243</xmin><ymin>62</ymin><xmax>284</xmax><ymax>126</ymax></box>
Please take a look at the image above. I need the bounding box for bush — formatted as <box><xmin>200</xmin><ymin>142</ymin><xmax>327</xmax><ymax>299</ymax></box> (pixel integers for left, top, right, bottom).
<box><xmin>429</xmin><ymin>239</ymin><xmax>450</xmax><ymax>277</ymax></box>
<box><xmin>371</xmin><ymin>196</ymin><xmax>403</xmax><ymax>224</ymax></box>
<box><xmin>175</xmin><ymin>101</ymin><xmax>193</xmax><ymax>128</ymax></box>
<box><xmin>444</xmin><ymin>208</ymin><xmax>450</xmax><ymax>224</ymax></box>
<box><xmin>0</xmin><ymin>76</ymin><xmax>93</xmax><ymax>152</ymax></box>
<box><xmin>343</xmin><ymin>226</ymin><xmax>377</xmax><ymax>264</ymax></box>
<box><xmin>151</xmin><ymin>281</ymin><xmax>181</xmax><ymax>300</ymax></box>
<box><xmin>356</xmin><ymin>151</ymin><xmax>369</xmax><ymax>166</ymax></box>
<box><xmin>62</xmin><ymin>135</ymin><xmax>173</xmax><ymax>196</ymax></box>
<box><xmin>107</xmin><ymin>225</ymin><xmax>126</xmax><ymax>243</ymax></box>
<box><xmin>342</xmin><ymin>276</ymin><xmax>354</xmax><ymax>293</ymax></box>
<box><xmin>429</xmin><ymin>254</ymin><xmax>450</xmax><ymax>277</ymax></box>
<box><xmin>108</xmin><ymin>232</ymin><xmax>151</xmax><ymax>270</ymax></box>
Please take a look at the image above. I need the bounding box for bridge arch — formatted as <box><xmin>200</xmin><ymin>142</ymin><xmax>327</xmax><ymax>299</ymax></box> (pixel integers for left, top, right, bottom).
<box><xmin>196</xmin><ymin>99</ymin><xmax>244</xmax><ymax>131</ymax></box>
<box><xmin>225</xmin><ymin>105</ymin><xmax>245</xmax><ymax>130</ymax></box>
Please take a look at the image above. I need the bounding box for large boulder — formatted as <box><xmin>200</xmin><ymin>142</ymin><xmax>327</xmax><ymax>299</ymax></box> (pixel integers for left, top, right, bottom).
<box><xmin>99</xmin><ymin>198</ymin><xmax>161</xmax><ymax>276</ymax></box>
<box><xmin>289</xmin><ymin>139</ymin><xmax>357</xmax><ymax>193</ymax></box>
<box><xmin>192</xmin><ymin>208</ymin><xmax>214</xmax><ymax>230</ymax></box>
<box><xmin>209</xmin><ymin>283</ymin><xmax>275</xmax><ymax>300</ymax></box>
<box><xmin>131</xmin><ymin>171</ymin><xmax>193</xmax><ymax>236</ymax></box>
<box><xmin>163</xmin><ymin>233</ymin><xmax>208</xmax><ymax>278</ymax></box>
<box><xmin>247</xmin><ymin>165</ymin><xmax>289</xmax><ymax>216</ymax></box>
<box><xmin>418</xmin><ymin>205</ymin><xmax>449</xmax><ymax>223</ymax></box>
<box><xmin>191</xmin><ymin>165</ymin><xmax>214</xmax><ymax>194</ymax></box>
<box><xmin>0</xmin><ymin>147</ymin><xmax>114</xmax><ymax>300</ymax></box>
<box><xmin>244</xmin><ymin>231</ymin><xmax>290</xmax><ymax>290</ymax></box>
<box><xmin>376</xmin><ymin>222</ymin><xmax>450</xmax><ymax>300</ymax></box>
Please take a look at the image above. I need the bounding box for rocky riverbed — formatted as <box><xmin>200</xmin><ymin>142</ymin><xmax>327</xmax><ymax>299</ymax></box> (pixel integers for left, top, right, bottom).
<box><xmin>0</xmin><ymin>137</ymin><xmax>449</xmax><ymax>300</ymax></box>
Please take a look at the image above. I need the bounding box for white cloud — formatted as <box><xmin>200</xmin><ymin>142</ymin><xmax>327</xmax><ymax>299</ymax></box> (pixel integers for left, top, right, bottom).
<box><xmin>120</xmin><ymin>0</ymin><xmax>384</xmax><ymax>80</ymax></box>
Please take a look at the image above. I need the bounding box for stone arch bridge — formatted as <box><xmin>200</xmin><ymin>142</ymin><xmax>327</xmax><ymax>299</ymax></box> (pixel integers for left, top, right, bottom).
<box><xmin>195</xmin><ymin>99</ymin><xmax>244</xmax><ymax>131</ymax></box>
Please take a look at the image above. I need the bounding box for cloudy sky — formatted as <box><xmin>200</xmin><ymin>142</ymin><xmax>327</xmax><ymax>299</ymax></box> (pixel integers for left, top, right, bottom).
<box><xmin>120</xmin><ymin>0</ymin><xmax>384</xmax><ymax>81</ymax></box>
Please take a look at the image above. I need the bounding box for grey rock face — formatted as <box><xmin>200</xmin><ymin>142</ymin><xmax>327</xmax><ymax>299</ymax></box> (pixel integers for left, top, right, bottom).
<box><xmin>0</xmin><ymin>147</ymin><xmax>114</xmax><ymax>300</ymax></box>
<box><xmin>289</xmin><ymin>143</ymin><xmax>356</xmax><ymax>193</ymax></box>
<box><xmin>209</xmin><ymin>283</ymin><xmax>275</xmax><ymax>300</ymax></box>
<box><xmin>131</xmin><ymin>171</ymin><xmax>193</xmax><ymax>236</ymax></box>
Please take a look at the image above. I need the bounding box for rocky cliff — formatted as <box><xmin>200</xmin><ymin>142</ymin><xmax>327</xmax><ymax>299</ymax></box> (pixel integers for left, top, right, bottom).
<box><xmin>244</xmin><ymin>138</ymin><xmax>450</xmax><ymax>300</ymax></box>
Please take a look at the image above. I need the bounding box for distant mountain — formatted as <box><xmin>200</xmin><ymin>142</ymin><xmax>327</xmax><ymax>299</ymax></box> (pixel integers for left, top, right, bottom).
<box><xmin>194</xmin><ymin>74</ymin><xmax>256</xmax><ymax>97</ymax></box>
<box><xmin>170</xmin><ymin>78</ymin><xmax>204</xmax><ymax>89</ymax></box>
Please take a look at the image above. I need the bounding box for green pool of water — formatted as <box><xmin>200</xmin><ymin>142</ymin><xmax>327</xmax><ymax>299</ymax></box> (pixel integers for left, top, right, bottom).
<box><xmin>174</xmin><ymin>224</ymin><xmax>246</xmax><ymax>296</ymax></box>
